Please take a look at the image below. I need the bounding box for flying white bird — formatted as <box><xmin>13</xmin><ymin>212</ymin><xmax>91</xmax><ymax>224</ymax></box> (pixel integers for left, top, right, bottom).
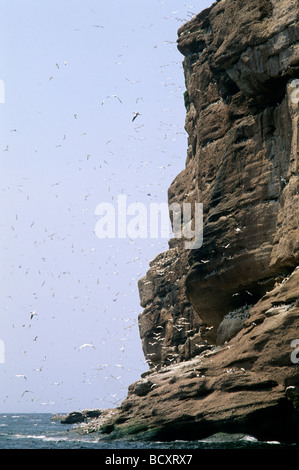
<box><xmin>30</xmin><ymin>310</ymin><xmax>37</xmax><ymax>320</ymax></box>
<box><xmin>79</xmin><ymin>343</ymin><xmax>96</xmax><ymax>350</ymax></box>
<box><xmin>101</xmin><ymin>95</ymin><xmax>122</xmax><ymax>105</ymax></box>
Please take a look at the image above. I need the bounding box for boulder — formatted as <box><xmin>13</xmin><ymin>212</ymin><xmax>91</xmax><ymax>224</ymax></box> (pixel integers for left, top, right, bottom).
<box><xmin>60</xmin><ymin>409</ymin><xmax>102</xmax><ymax>424</ymax></box>
<box><xmin>61</xmin><ymin>412</ymin><xmax>85</xmax><ymax>424</ymax></box>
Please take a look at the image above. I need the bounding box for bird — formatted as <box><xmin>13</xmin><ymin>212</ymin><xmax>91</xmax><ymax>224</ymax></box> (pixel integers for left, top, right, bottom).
<box><xmin>125</xmin><ymin>77</ymin><xmax>140</xmax><ymax>84</ymax></box>
<box><xmin>102</xmin><ymin>95</ymin><xmax>122</xmax><ymax>105</ymax></box>
<box><xmin>79</xmin><ymin>343</ymin><xmax>96</xmax><ymax>350</ymax></box>
<box><xmin>93</xmin><ymin>364</ymin><xmax>108</xmax><ymax>371</ymax></box>
<box><xmin>132</xmin><ymin>112</ymin><xmax>141</xmax><ymax>122</ymax></box>
<box><xmin>15</xmin><ymin>375</ymin><xmax>27</xmax><ymax>380</ymax></box>
<box><xmin>30</xmin><ymin>310</ymin><xmax>37</xmax><ymax>320</ymax></box>
<box><xmin>21</xmin><ymin>390</ymin><xmax>33</xmax><ymax>397</ymax></box>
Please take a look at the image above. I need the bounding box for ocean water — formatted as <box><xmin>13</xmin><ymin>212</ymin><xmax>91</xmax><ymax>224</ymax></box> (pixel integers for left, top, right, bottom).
<box><xmin>0</xmin><ymin>413</ymin><xmax>298</xmax><ymax>450</ymax></box>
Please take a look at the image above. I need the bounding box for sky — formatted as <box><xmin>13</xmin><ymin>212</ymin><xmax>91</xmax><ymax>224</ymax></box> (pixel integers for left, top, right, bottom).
<box><xmin>0</xmin><ymin>0</ymin><xmax>213</xmax><ymax>413</ymax></box>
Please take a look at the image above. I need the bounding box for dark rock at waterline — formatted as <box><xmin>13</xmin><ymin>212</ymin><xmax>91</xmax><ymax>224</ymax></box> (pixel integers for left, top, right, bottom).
<box><xmin>61</xmin><ymin>412</ymin><xmax>85</xmax><ymax>424</ymax></box>
<box><xmin>60</xmin><ymin>409</ymin><xmax>102</xmax><ymax>424</ymax></box>
<box><xmin>83</xmin><ymin>409</ymin><xmax>102</xmax><ymax>419</ymax></box>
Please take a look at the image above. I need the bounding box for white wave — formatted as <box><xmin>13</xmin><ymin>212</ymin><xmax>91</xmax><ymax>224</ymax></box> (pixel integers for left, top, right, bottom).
<box><xmin>241</xmin><ymin>435</ymin><xmax>258</xmax><ymax>442</ymax></box>
<box><xmin>42</xmin><ymin>436</ymin><xmax>99</xmax><ymax>444</ymax></box>
<box><xmin>12</xmin><ymin>433</ymin><xmax>99</xmax><ymax>444</ymax></box>
<box><xmin>13</xmin><ymin>434</ymin><xmax>47</xmax><ymax>440</ymax></box>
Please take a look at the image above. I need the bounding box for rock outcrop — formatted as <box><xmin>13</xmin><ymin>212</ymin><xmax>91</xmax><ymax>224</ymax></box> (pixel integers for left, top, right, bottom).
<box><xmin>99</xmin><ymin>269</ymin><xmax>299</xmax><ymax>442</ymax></box>
<box><xmin>59</xmin><ymin>409</ymin><xmax>102</xmax><ymax>424</ymax></box>
<box><xmin>87</xmin><ymin>0</ymin><xmax>299</xmax><ymax>442</ymax></box>
<box><xmin>138</xmin><ymin>0</ymin><xmax>299</xmax><ymax>365</ymax></box>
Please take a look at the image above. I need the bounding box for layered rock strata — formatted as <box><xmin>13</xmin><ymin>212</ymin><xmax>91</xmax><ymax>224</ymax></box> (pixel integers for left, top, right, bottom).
<box><xmin>100</xmin><ymin>269</ymin><xmax>299</xmax><ymax>442</ymax></box>
<box><xmin>88</xmin><ymin>0</ymin><xmax>299</xmax><ymax>442</ymax></box>
<box><xmin>138</xmin><ymin>0</ymin><xmax>299</xmax><ymax>367</ymax></box>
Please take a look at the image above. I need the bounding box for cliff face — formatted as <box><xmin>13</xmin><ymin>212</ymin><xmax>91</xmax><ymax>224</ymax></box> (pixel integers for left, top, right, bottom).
<box><xmin>100</xmin><ymin>0</ymin><xmax>299</xmax><ymax>442</ymax></box>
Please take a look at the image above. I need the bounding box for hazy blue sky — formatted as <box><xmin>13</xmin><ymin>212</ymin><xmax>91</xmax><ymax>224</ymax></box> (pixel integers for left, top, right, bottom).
<box><xmin>0</xmin><ymin>0</ymin><xmax>213</xmax><ymax>413</ymax></box>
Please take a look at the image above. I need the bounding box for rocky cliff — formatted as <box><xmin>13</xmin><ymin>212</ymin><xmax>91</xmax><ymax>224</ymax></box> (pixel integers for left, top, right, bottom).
<box><xmin>90</xmin><ymin>0</ymin><xmax>299</xmax><ymax>442</ymax></box>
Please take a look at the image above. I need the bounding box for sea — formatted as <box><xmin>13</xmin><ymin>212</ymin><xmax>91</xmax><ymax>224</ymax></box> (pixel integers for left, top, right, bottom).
<box><xmin>0</xmin><ymin>413</ymin><xmax>298</xmax><ymax>453</ymax></box>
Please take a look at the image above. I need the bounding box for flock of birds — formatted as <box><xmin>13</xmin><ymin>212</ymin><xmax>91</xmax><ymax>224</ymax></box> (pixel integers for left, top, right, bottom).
<box><xmin>0</xmin><ymin>4</ymin><xmax>199</xmax><ymax>410</ymax></box>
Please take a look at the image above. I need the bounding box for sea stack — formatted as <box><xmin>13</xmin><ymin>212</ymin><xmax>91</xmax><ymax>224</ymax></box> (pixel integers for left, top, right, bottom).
<box><xmin>91</xmin><ymin>0</ymin><xmax>299</xmax><ymax>443</ymax></box>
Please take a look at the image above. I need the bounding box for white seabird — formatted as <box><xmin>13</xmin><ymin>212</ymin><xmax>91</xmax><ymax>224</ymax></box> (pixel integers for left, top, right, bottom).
<box><xmin>79</xmin><ymin>343</ymin><xmax>96</xmax><ymax>350</ymax></box>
